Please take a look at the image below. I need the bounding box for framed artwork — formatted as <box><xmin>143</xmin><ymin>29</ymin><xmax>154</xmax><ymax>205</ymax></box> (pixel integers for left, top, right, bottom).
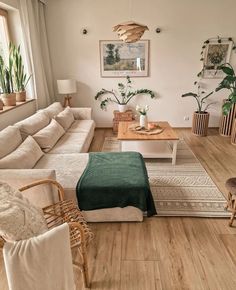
<box><xmin>99</xmin><ymin>40</ymin><xmax>149</xmax><ymax>77</ymax></box>
<box><xmin>203</xmin><ymin>40</ymin><xmax>233</xmax><ymax>78</ymax></box>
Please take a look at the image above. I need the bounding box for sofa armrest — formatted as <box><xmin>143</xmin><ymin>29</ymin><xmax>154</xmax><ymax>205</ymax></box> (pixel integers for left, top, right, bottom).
<box><xmin>0</xmin><ymin>169</ymin><xmax>59</xmax><ymax>208</ymax></box>
<box><xmin>70</xmin><ymin>108</ymin><xmax>92</xmax><ymax>120</ymax></box>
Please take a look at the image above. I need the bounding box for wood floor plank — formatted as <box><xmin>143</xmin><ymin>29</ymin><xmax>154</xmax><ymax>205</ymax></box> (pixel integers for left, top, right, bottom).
<box><xmin>152</xmin><ymin>217</ymin><xmax>205</xmax><ymax>290</ymax></box>
<box><xmin>120</xmin><ymin>260</ymin><xmax>161</xmax><ymax>290</ymax></box>
<box><xmin>182</xmin><ymin>218</ymin><xmax>236</xmax><ymax>290</ymax></box>
<box><xmin>121</xmin><ymin>218</ymin><xmax>159</xmax><ymax>261</ymax></box>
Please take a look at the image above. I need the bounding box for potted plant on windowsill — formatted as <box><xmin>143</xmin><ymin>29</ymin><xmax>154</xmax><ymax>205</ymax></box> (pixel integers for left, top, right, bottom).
<box><xmin>215</xmin><ymin>63</ymin><xmax>236</xmax><ymax>144</ymax></box>
<box><xmin>12</xmin><ymin>43</ymin><xmax>31</xmax><ymax>102</ymax></box>
<box><xmin>95</xmin><ymin>76</ymin><xmax>155</xmax><ymax>112</ymax></box>
<box><xmin>182</xmin><ymin>84</ymin><xmax>214</xmax><ymax>136</ymax></box>
<box><xmin>0</xmin><ymin>55</ymin><xmax>16</xmax><ymax>106</ymax></box>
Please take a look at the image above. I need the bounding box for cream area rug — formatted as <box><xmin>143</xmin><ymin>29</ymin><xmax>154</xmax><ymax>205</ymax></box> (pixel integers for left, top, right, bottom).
<box><xmin>102</xmin><ymin>137</ymin><xmax>229</xmax><ymax>217</ymax></box>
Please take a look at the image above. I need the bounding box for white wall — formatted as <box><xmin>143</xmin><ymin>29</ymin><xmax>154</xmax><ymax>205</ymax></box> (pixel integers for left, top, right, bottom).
<box><xmin>45</xmin><ymin>0</ymin><xmax>236</xmax><ymax>127</ymax></box>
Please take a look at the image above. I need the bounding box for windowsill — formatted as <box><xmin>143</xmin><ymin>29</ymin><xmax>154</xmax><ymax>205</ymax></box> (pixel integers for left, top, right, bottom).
<box><xmin>0</xmin><ymin>99</ymin><xmax>35</xmax><ymax>114</ymax></box>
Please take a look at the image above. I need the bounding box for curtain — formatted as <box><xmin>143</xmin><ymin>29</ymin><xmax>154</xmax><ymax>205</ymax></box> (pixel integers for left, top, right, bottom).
<box><xmin>19</xmin><ymin>0</ymin><xmax>55</xmax><ymax>109</ymax></box>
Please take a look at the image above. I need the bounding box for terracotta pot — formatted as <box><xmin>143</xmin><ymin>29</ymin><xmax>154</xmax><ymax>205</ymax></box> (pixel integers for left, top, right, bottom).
<box><xmin>16</xmin><ymin>91</ymin><xmax>26</xmax><ymax>102</ymax></box>
<box><xmin>231</xmin><ymin>119</ymin><xmax>236</xmax><ymax>145</ymax></box>
<box><xmin>219</xmin><ymin>100</ymin><xmax>236</xmax><ymax>137</ymax></box>
<box><xmin>1</xmin><ymin>93</ymin><xmax>16</xmax><ymax>106</ymax></box>
<box><xmin>192</xmin><ymin>111</ymin><xmax>209</xmax><ymax>136</ymax></box>
<box><xmin>0</xmin><ymin>99</ymin><xmax>3</xmax><ymax>110</ymax></box>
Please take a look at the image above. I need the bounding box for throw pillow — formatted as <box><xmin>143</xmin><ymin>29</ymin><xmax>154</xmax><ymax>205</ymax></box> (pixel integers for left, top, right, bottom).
<box><xmin>43</xmin><ymin>102</ymin><xmax>64</xmax><ymax>119</ymax></box>
<box><xmin>33</xmin><ymin>119</ymin><xmax>65</xmax><ymax>152</ymax></box>
<box><xmin>0</xmin><ymin>126</ymin><xmax>22</xmax><ymax>159</ymax></box>
<box><xmin>0</xmin><ymin>136</ymin><xmax>44</xmax><ymax>169</ymax></box>
<box><xmin>14</xmin><ymin>111</ymin><xmax>50</xmax><ymax>140</ymax></box>
<box><xmin>0</xmin><ymin>182</ymin><xmax>48</xmax><ymax>241</ymax></box>
<box><xmin>55</xmin><ymin>107</ymin><xmax>74</xmax><ymax>131</ymax></box>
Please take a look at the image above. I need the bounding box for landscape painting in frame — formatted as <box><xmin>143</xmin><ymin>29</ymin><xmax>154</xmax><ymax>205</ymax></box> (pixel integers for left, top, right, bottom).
<box><xmin>203</xmin><ymin>40</ymin><xmax>232</xmax><ymax>78</ymax></box>
<box><xmin>100</xmin><ymin>40</ymin><xmax>149</xmax><ymax>77</ymax></box>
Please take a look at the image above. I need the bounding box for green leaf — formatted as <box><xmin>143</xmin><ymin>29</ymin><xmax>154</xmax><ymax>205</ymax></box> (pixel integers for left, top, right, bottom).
<box><xmin>221</xmin><ymin>66</ymin><xmax>234</xmax><ymax>76</ymax></box>
<box><xmin>222</xmin><ymin>101</ymin><xmax>233</xmax><ymax>115</ymax></box>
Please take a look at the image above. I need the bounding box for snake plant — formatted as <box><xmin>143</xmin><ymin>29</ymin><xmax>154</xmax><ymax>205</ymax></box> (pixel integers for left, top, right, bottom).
<box><xmin>0</xmin><ymin>53</ymin><xmax>14</xmax><ymax>94</ymax></box>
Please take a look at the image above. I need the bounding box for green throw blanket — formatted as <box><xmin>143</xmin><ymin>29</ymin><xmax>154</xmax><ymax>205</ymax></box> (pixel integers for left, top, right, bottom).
<box><xmin>76</xmin><ymin>152</ymin><xmax>157</xmax><ymax>217</ymax></box>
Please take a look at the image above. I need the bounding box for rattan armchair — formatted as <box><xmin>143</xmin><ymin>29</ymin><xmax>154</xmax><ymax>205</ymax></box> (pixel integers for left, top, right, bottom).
<box><xmin>0</xmin><ymin>179</ymin><xmax>93</xmax><ymax>288</ymax></box>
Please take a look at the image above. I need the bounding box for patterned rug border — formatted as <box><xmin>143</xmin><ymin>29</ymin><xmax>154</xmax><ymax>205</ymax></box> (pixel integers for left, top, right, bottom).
<box><xmin>102</xmin><ymin>137</ymin><xmax>230</xmax><ymax>218</ymax></box>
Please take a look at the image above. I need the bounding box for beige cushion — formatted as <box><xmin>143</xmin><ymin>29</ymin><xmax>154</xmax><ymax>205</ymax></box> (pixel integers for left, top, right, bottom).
<box><xmin>43</xmin><ymin>102</ymin><xmax>63</xmax><ymax>119</ymax></box>
<box><xmin>67</xmin><ymin>120</ymin><xmax>96</xmax><ymax>133</ymax></box>
<box><xmin>0</xmin><ymin>126</ymin><xmax>22</xmax><ymax>159</ymax></box>
<box><xmin>33</xmin><ymin>119</ymin><xmax>65</xmax><ymax>152</ymax></box>
<box><xmin>55</xmin><ymin>107</ymin><xmax>74</xmax><ymax>131</ymax></box>
<box><xmin>0</xmin><ymin>136</ymin><xmax>44</xmax><ymax>169</ymax></box>
<box><xmin>14</xmin><ymin>111</ymin><xmax>50</xmax><ymax>139</ymax></box>
<box><xmin>48</xmin><ymin>132</ymin><xmax>90</xmax><ymax>154</ymax></box>
<box><xmin>0</xmin><ymin>182</ymin><xmax>48</xmax><ymax>241</ymax></box>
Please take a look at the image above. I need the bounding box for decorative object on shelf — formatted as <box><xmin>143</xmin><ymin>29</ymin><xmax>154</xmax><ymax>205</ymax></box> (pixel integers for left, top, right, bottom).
<box><xmin>99</xmin><ymin>40</ymin><xmax>149</xmax><ymax>77</ymax></box>
<box><xmin>182</xmin><ymin>84</ymin><xmax>214</xmax><ymax>136</ymax></box>
<box><xmin>136</xmin><ymin>104</ymin><xmax>149</xmax><ymax>129</ymax></box>
<box><xmin>57</xmin><ymin>79</ymin><xmax>76</xmax><ymax>107</ymax></box>
<box><xmin>113</xmin><ymin>109</ymin><xmax>134</xmax><ymax>133</ymax></box>
<box><xmin>215</xmin><ymin>63</ymin><xmax>236</xmax><ymax>144</ymax></box>
<box><xmin>128</xmin><ymin>122</ymin><xmax>163</xmax><ymax>135</ymax></box>
<box><xmin>198</xmin><ymin>37</ymin><xmax>235</xmax><ymax>79</ymax></box>
<box><xmin>11</xmin><ymin>43</ymin><xmax>31</xmax><ymax>102</ymax></box>
<box><xmin>95</xmin><ymin>75</ymin><xmax>154</xmax><ymax>111</ymax></box>
<box><xmin>113</xmin><ymin>21</ymin><xmax>149</xmax><ymax>43</ymax></box>
<box><xmin>0</xmin><ymin>53</ymin><xmax>16</xmax><ymax>106</ymax></box>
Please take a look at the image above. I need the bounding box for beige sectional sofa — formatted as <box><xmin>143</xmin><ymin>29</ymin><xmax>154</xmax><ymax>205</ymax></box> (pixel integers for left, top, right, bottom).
<box><xmin>0</xmin><ymin>102</ymin><xmax>143</xmax><ymax>222</ymax></box>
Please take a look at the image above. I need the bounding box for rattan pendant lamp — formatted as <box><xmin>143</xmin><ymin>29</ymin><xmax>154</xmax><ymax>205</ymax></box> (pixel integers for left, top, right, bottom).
<box><xmin>112</xmin><ymin>0</ymin><xmax>149</xmax><ymax>43</ymax></box>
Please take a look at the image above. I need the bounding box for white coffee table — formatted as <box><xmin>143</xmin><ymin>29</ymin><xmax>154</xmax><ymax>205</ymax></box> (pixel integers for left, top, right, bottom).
<box><xmin>117</xmin><ymin>121</ymin><xmax>179</xmax><ymax>165</ymax></box>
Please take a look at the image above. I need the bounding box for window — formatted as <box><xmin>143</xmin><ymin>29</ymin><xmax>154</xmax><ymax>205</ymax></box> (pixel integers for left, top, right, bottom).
<box><xmin>0</xmin><ymin>8</ymin><xmax>10</xmax><ymax>62</ymax></box>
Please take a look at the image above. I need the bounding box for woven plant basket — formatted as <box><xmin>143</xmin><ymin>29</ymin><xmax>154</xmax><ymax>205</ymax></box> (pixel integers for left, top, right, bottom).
<box><xmin>231</xmin><ymin>119</ymin><xmax>236</xmax><ymax>145</ymax></box>
<box><xmin>192</xmin><ymin>111</ymin><xmax>209</xmax><ymax>136</ymax></box>
<box><xmin>219</xmin><ymin>100</ymin><xmax>236</xmax><ymax>137</ymax></box>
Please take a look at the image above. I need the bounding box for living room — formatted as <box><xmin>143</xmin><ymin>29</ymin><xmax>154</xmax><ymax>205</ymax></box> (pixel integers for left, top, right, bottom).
<box><xmin>0</xmin><ymin>0</ymin><xmax>236</xmax><ymax>289</ymax></box>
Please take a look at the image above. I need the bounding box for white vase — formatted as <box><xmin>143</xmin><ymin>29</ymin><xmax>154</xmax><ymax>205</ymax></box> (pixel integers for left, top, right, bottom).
<box><xmin>118</xmin><ymin>104</ymin><xmax>127</xmax><ymax>112</ymax></box>
<box><xmin>140</xmin><ymin>114</ymin><xmax>148</xmax><ymax>128</ymax></box>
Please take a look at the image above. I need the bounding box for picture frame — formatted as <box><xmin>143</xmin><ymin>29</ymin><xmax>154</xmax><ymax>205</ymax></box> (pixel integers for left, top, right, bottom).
<box><xmin>203</xmin><ymin>40</ymin><xmax>233</xmax><ymax>78</ymax></box>
<box><xmin>99</xmin><ymin>40</ymin><xmax>149</xmax><ymax>77</ymax></box>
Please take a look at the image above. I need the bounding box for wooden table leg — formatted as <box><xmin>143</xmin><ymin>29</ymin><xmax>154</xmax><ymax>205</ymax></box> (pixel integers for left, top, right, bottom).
<box><xmin>172</xmin><ymin>140</ymin><xmax>178</xmax><ymax>165</ymax></box>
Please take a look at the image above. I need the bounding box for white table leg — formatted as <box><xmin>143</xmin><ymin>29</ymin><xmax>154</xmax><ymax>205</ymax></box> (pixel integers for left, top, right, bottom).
<box><xmin>172</xmin><ymin>140</ymin><xmax>178</xmax><ymax>165</ymax></box>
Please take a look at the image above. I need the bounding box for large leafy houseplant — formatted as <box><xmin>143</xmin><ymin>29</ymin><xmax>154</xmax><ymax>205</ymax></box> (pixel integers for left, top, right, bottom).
<box><xmin>95</xmin><ymin>76</ymin><xmax>155</xmax><ymax>111</ymax></box>
<box><xmin>215</xmin><ymin>63</ymin><xmax>236</xmax><ymax>115</ymax></box>
<box><xmin>181</xmin><ymin>83</ymin><xmax>214</xmax><ymax>136</ymax></box>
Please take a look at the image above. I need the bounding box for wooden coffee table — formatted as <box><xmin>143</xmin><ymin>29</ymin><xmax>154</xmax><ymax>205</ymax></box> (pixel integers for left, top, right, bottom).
<box><xmin>117</xmin><ymin>121</ymin><xmax>179</xmax><ymax>165</ymax></box>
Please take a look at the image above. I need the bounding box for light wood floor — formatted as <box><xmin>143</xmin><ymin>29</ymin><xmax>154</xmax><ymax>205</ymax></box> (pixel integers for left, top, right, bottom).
<box><xmin>1</xmin><ymin>128</ymin><xmax>236</xmax><ymax>290</ymax></box>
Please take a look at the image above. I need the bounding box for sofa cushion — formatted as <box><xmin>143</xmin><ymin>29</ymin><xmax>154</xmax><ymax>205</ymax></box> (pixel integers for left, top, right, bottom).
<box><xmin>48</xmin><ymin>132</ymin><xmax>92</xmax><ymax>154</ymax></box>
<box><xmin>67</xmin><ymin>120</ymin><xmax>96</xmax><ymax>133</ymax></box>
<box><xmin>34</xmin><ymin>153</ymin><xmax>89</xmax><ymax>195</ymax></box>
<box><xmin>33</xmin><ymin>119</ymin><xmax>65</xmax><ymax>152</ymax></box>
<box><xmin>0</xmin><ymin>126</ymin><xmax>22</xmax><ymax>159</ymax></box>
<box><xmin>55</xmin><ymin>107</ymin><xmax>74</xmax><ymax>131</ymax></box>
<box><xmin>0</xmin><ymin>136</ymin><xmax>44</xmax><ymax>169</ymax></box>
<box><xmin>14</xmin><ymin>111</ymin><xmax>50</xmax><ymax>140</ymax></box>
<box><xmin>0</xmin><ymin>182</ymin><xmax>48</xmax><ymax>241</ymax></box>
<box><xmin>43</xmin><ymin>102</ymin><xmax>64</xmax><ymax>119</ymax></box>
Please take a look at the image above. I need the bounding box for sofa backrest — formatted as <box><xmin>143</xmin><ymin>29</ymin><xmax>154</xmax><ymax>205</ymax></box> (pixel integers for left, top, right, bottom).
<box><xmin>14</xmin><ymin>111</ymin><xmax>50</xmax><ymax>140</ymax></box>
<box><xmin>42</xmin><ymin>102</ymin><xmax>64</xmax><ymax>119</ymax></box>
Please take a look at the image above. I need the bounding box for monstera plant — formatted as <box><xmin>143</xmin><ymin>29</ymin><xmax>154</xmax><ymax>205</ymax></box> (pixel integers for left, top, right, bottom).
<box><xmin>95</xmin><ymin>76</ymin><xmax>155</xmax><ymax>112</ymax></box>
